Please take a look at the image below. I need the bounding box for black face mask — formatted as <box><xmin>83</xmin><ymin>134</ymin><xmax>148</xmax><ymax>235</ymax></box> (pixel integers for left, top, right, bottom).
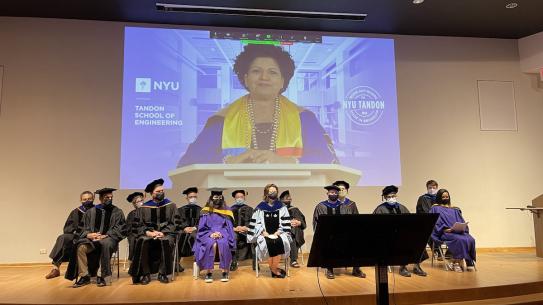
<box><xmin>212</xmin><ymin>199</ymin><xmax>222</xmax><ymax>207</ymax></box>
<box><xmin>82</xmin><ymin>200</ymin><xmax>94</xmax><ymax>209</ymax></box>
<box><xmin>441</xmin><ymin>199</ymin><xmax>450</xmax><ymax>205</ymax></box>
<box><xmin>268</xmin><ymin>192</ymin><xmax>278</xmax><ymax>200</ymax></box>
<box><xmin>155</xmin><ymin>193</ymin><xmax>165</xmax><ymax>201</ymax></box>
<box><xmin>282</xmin><ymin>200</ymin><xmax>291</xmax><ymax>206</ymax></box>
<box><xmin>328</xmin><ymin>194</ymin><xmax>339</xmax><ymax>202</ymax></box>
<box><xmin>104</xmin><ymin>199</ymin><xmax>113</xmax><ymax>206</ymax></box>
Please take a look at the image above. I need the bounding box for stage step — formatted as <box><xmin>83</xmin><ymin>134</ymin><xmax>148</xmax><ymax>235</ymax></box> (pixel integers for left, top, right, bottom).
<box><xmin>420</xmin><ymin>292</ymin><xmax>543</xmax><ymax>305</ymax></box>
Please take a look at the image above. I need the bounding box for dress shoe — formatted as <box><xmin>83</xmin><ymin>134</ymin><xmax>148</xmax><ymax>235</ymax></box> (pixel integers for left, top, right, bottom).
<box><xmin>73</xmin><ymin>275</ymin><xmax>91</xmax><ymax>288</ymax></box>
<box><xmin>96</xmin><ymin>276</ymin><xmax>107</xmax><ymax>287</ymax></box>
<box><xmin>399</xmin><ymin>266</ymin><xmax>412</xmax><ymax>277</ymax></box>
<box><xmin>325</xmin><ymin>268</ymin><xmax>335</xmax><ymax>279</ymax></box>
<box><xmin>271</xmin><ymin>271</ymin><xmax>286</xmax><ymax>278</ymax></box>
<box><xmin>176</xmin><ymin>264</ymin><xmax>185</xmax><ymax>273</ymax></box>
<box><xmin>413</xmin><ymin>264</ymin><xmax>427</xmax><ymax>276</ymax></box>
<box><xmin>45</xmin><ymin>268</ymin><xmax>60</xmax><ymax>279</ymax></box>
<box><xmin>352</xmin><ymin>267</ymin><xmax>366</xmax><ymax>278</ymax></box>
<box><xmin>229</xmin><ymin>261</ymin><xmax>238</xmax><ymax>271</ymax></box>
<box><xmin>158</xmin><ymin>273</ymin><xmax>170</xmax><ymax>284</ymax></box>
<box><xmin>141</xmin><ymin>274</ymin><xmax>151</xmax><ymax>285</ymax></box>
<box><xmin>132</xmin><ymin>276</ymin><xmax>141</xmax><ymax>284</ymax></box>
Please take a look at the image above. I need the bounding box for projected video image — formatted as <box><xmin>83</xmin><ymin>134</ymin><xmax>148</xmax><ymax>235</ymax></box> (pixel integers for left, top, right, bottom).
<box><xmin>121</xmin><ymin>26</ymin><xmax>400</xmax><ymax>188</ymax></box>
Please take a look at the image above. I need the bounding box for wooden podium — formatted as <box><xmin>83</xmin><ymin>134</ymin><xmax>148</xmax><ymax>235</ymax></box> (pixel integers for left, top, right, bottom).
<box><xmin>168</xmin><ymin>163</ymin><xmax>362</xmax><ymax>188</ymax></box>
<box><xmin>532</xmin><ymin>194</ymin><xmax>543</xmax><ymax>258</ymax></box>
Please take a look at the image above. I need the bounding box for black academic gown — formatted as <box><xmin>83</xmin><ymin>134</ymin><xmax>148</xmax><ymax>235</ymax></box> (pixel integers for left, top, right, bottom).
<box><xmin>373</xmin><ymin>202</ymin><xmax>429</xmax><ymax>262</ymax></box>
<box><xmin>128</xmin><ymin>200</ymin><xmax>179</xmax><ymax>277</ymax></box>
<box><xmin>126</xmin><ymin>209</ymin><xmax>138</xmax><ymax>261</ymax></box>
<box><xmin>231</xmin><ymin>203</ymin><xmax>254</xmax><ymax>261</ymax></box>
<box><xmin>49</xmin><ymin>207</ymin><xmax>86</xmax><ymax>264</ymax></box>
<box><xmin>416</xmin><ymin>194</ymin><xmax>436</xmax><ymax>214</ymax></box>
<box><xmin>178</xmin><ymin>203</ymin><xmax>202</xmax><ymax>257</ymax></box>
<box><xmin>287</xmin><ymin>204</ymin><xmax>306</xmax><ymax>248</ymax></box>
<box><xmin>312</xmin><ymin>199</ymin><xmax>359</xmax><ymax>231</ymax></box>
<box><xmin>65</xmin><ymin>204</ymin><xmax>126</xmax><ymax>280</ymax></box>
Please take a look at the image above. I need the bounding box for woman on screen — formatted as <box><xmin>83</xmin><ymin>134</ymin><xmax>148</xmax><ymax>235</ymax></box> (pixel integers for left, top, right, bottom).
<box><xmin>430</xmin><ymin>189</ymin><xmax>476</xmax><ymax>272</ymax></box>
<box><xmin>177</xmin><ymin>44</ymin><xmax>338</xmax><ymax>166</ymax></box>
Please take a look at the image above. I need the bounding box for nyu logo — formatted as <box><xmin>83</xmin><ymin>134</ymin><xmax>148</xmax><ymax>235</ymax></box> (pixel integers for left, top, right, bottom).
<box><xmin>343</xmin><ymin>86</ymin><xmax>385</xmax><ymax>126</ymax></box>
<box><xmin>135</xmin><ymin>78</ymin><xmax>180</xmax><ymax>93</ymax></box>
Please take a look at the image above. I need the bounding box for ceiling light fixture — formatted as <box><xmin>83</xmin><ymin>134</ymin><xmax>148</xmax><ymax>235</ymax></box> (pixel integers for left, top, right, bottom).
<box><xmin>413</xmin><ymin>0</ymin><xmax>425</xmax><ymax>4</ymax></box>
<box><xmin>505</xmin><ymin>2</ymin><xmax>518</xmax><ymax>9</ymax></box>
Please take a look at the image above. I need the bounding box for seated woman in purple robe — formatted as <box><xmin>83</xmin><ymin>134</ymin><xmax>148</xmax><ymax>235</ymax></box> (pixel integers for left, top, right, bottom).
<box><xmin>177</xmin><ymin>44</ymin><xmax>338</xmax><ymax>167</ymax></box>
<box><xmin>430</xmin><ymin>189</ymin><xmax>476</xmax><ymax>272</ymax></box>
<box><xmin>193</xmin><ymin>189</ymin><xmax>235</xmax><ymax>283</ymax></box>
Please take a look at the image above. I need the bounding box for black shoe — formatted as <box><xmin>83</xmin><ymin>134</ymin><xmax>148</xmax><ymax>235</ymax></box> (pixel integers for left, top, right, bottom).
<box><xmin>176</xmin><ymin>264</ymin><xmax>185</xmax><ymax>273</ymax></box>
<box><xmin>413</xmin><ymin>264</ymin><xmax>427</xmax><ymax>277</ymax></box>
<box><xmin>352</xmin><ymin>267</ymin><xmax>366</xmax><ymax>278</ymax></box>
<box><xmin>158</xmin><ymin>273</ymin><xmax>170</xmax><ymax>284</ymax></box>
<box><xmin>278</xmin><ymin>268</ymin><xmax>286</xmax><ymax>275</ymax></box>
<box><xmin>399</xmin><ymin>266</ymin><xmax>412</xmax><ymax>277</ymax></box>
<box><xmin>290</xmin><ymin>261</ymin><xmax>301</xmax><ymax>268</ymax></box>
<box><xmin>141</xmin><ymin>274</ymin><xmax>151</xmax><ymax>285</ymax></box>
<box><xmin>221</xmin><ymin>272</ymin><xmax>230</xmax><ymax>282</ymax></box>
<box><xmin>325</xmin><ymin>268</ymin><xmax>335</xmax><ymax>279</ymax></box>
<box><xmin>271</xmin><ymin>271</ymin><xmax>286</xmax><ymax>278</ymax></box>
<box><xmin>230</xmin><ymin>261</ymin><xmax>238</xmax><ymax>271</ymax></box>
<box><xmin>96</xmin><ymin>276</ymin><xmax>107</xmax><ymax>287</ymax></box>
<box><xmin>73</xmin><ymin>275</ymin><xmax>91</xmax><ymax>288</ymax></box>
<box><xmin>132</xmin><ymin>276</ymin><xmax>141</xmax><ymax>284</ymax></box>
<box><xmin>205</xmin><ymin>272</ymin><xmax>213</xmax><ymax>283</ymax></box>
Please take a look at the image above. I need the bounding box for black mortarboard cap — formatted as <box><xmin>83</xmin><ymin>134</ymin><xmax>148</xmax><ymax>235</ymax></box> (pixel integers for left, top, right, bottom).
<box><xmin>144</xmin><ymin>178</ymin><xmax>164</xmax><ymax>193</ymax></box>
<box><xmin>126</xmin><ymin>192</ymin><xmax>144</xmax><ymax>203</ymax></box>
<box><xmin>182</xmin><ymin>187</ymin><xmax>198</xmax><ymax>195</ymax></box>
<box><xmin>231</xmin><ymin>189</ymin><xmax>246</xmax><ymax>198</ymax></box>
<box><xmin>95</xmin><ymin>187</ymin><xmax>117</xmax><ymax>195</ymax></box>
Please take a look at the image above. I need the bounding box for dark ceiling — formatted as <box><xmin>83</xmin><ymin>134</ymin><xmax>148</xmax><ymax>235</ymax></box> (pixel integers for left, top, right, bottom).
<box><xmin>1</xmin><ymin>0</ymin><xmax>542</xmax><ymax>39</ymax></box>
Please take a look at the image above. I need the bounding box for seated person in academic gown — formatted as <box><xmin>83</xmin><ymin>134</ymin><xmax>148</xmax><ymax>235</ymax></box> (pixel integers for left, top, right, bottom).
<box><xmin>193</xmin><ymin>189</ymin><xmax>236</xmax><ymax>283</ymax></box>
<box><xmin>373</xmin><ymin>185</ymin><xmax>428</xmax><ymax>277</ymax></box>
<box><xmin>229</xmin><ymin>189</ymin><xmax>254</xmax><ymax>271</ymax></box>
<box><xmin>430</xmin><ymin>189</ymin><xmax>476</xmax><ymax>272</ymax></box>
<box><xmin>128</xmin><ymin>179</ymin><xmax>179</xmax><ymax>284</ymax></box>
<box><xmin>333</xmin><ymin>180</ymin><xmax>360</xmax><ymax>213</ymax></box>
<box><xmin>280</xmin><ymin>190</ymin><xmax>306</xmax><ymax>268</ymax></box>
<box><xmin>313</xmin><ymin>185</ymin><xmax>366</xmax><ymax>279</ymax></box>
<box><xmin>416</xmin><ymin>180</ymin><xmax>439</xmax><ymax>214</ymax></box>
<box><xmin>248</xmin><ymin>184</ymin><xmax>292</xmax><ymax>278</ymax></box>
<box><xmin>125</xmin><ymin>192</ymin><xmax>144</xmax><ymax>264</ymax></box>
<box><xmin>45</xmin><ymin>191</ymin><xmax>95</xmax><ymax>279</ymax></box>
<box><xmin>177</xmin><ymin>187</ymin><xmax>202</xmax><ymax>271</ymax></box>
<box><xmin>65</xmin><ymin>188</ymin><xmax>126</xmax><ymax>287</ymax></box>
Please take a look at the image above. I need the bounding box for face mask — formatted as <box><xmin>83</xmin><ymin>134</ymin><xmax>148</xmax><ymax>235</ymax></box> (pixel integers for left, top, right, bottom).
<box><xmin>235</xmin><ymin>198</ymin><xmax>245</xmax><ymax>205</ymax></box>
<box><xmin>441</xmin><ymin>199</ymin><xmax>450</xmax><ymax>205</ymax></box>
<box><xmin>212</xmin><ymin>199</ymin><xmax>222</xmax><ymax>207</ymax></box>
<box><xmin>82</xmin><ymin>200</ymin><xmax>94</xmax><ymax>209</ymax></box>
<box><xmin>133</xmin><ymin>201</ymin><xmax>143</xmax><ymax>209</ymax></box>
<box><xmin>328</xmin><ymin>194</ymin><xmax>338</xmax><ymax>202</ymax></box>
<box><xmin>282</xmin><ymin>200</ymin><xmax>291</xmax><ymax>206</ymax></box>
<box><xmin>189</xmin><ymin>197</ymin><xmax>197</xmax><ymax>204</ymax></box>
<box><xmin>385</xmin><ymin>198</ymin><xmax>397</xmax><ymax>204</ymax></box>
<box><xmin>104</xmin><ymin>199</ymin><xmax>113</xmax><ymax>206</ymax></box>
<box><xmin>268</xmin><ymin>192</ymin><xmax>278</xmax><ymax>200</ymax></box>
<box><xmin>155</xmin><ymin>193</ymin><xmax>165</xmax><ymax>201</ymax></box>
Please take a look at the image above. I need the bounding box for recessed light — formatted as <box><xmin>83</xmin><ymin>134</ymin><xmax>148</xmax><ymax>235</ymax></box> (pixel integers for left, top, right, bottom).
<box><xmin>505</xmin><ymin>2</ymin><xmax>518</xmax><ymax>9</ymax></box>
<box><xmin>413</xmin><ymin>0</ymin><xmax>424</xmax><ymax>4</ymax></box>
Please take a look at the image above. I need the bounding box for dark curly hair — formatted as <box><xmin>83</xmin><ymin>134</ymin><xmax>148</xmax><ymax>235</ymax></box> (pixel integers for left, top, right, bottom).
<box><xmin>233</xmin><ymin>44</ymin><xmax>295</xmax><ymax>93</ymax></box>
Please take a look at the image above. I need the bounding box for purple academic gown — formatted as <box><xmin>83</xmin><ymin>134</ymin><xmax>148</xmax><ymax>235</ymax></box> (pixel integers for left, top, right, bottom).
<box><xmin>430</xmin><ymin>205</ymin><xmax>476</xmax><ymax>262</ymax></box>
<box><xmin>193</xmin><ymin>208</ymin><xmax>236</xmax><ymax>270</ymax></box>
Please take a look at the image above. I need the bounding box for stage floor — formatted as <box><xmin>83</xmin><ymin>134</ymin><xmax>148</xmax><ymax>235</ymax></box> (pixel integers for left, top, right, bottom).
<box><xmin>1</xmin><ymin>250</ymin><xmax>543</xmax><ymax>305</ymax></box>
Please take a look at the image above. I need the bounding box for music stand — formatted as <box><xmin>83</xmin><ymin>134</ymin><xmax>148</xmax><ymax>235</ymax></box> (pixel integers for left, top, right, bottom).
<box><xmin>308</xmin><ymin>214</ymin><xmax>438</xmax><ymax>305</ymax></box>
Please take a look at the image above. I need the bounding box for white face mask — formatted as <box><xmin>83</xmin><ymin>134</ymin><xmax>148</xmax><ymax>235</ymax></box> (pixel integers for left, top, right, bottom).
<box><xmin>386</xmin><ymin>198</ymin><xmax>397</xmax><ymax>204</ymax></box>
<box><xmin>428</xmin><ymin>188</ymin><xmax>438</xmax><ymax>195</ymax></box>
<box><xmin>235</xmin><ymin>198</ymin><xmax>245</xmax><ymax>205</ymax></box>
<box><xmin>188</xmin><ymin>197</ymin><xmax>197</xmax><ymax>204</ymax></box>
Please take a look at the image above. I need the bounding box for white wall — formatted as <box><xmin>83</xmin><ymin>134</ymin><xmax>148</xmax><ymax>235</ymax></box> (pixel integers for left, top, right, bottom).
<box><xmin>0</xmin><ymin>17</ymin><xmax>542</xmax><ymax>263</ymax></box>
